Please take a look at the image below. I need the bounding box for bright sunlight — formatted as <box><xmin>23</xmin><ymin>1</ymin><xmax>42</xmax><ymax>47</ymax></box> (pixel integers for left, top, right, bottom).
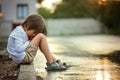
<box><xmin>41</xmin><ymin>0</ymin><xmax>61</xmax><ymax>9</ymax></box>
<box><xmin>41</xmin><ymin>0</ymin><xmax>62</xmax><ymax>13</ymax></box>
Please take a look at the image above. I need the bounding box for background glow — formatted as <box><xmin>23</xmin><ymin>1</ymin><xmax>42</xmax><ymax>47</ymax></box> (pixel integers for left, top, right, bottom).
<box><xmin>41</xmin><ymin>0</ymin><xmax>61</xmax><ymax>9</ymax></box>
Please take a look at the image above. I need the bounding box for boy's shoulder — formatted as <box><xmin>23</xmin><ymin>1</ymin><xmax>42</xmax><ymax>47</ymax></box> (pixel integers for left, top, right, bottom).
<box><xmin>14</xmin><ymin>26</ymin><xmax>22</xmax><ymax>30</ymax></box>
<box><xmin>12</xmin><ymin>26</ymin><xmax>23</xmax><ymax>33</ymax></box>
<box><xmin>10</xmin><ymin>26</ymin><xmax>25</xmax><ymax>36</ymax></box>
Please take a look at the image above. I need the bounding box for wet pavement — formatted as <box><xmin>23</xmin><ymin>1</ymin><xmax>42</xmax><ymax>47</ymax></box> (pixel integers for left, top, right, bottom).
<box><xmin>34</xmin><ymin>35</ymin><xmax>120</xmax><ymax>80</ymax></box>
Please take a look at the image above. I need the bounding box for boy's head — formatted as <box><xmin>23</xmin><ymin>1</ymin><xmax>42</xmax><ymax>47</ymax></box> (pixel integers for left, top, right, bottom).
<box><xmin>22</xmin><ymin>14</ymin><xmax>47</xmax><ymax>35</ymax></box>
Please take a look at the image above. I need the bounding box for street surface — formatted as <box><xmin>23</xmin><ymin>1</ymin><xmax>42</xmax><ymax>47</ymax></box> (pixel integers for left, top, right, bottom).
<box><xmin>34</xmin><ymin>35</ymin><xmax>120</xmax><ymax>80</ymax></box>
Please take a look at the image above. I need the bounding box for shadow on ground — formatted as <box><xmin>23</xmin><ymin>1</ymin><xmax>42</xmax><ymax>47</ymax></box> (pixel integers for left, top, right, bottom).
<box><xmin>107</xmin><ymin>50</ymin><xmax>120</xmax><ymax>64</ymax></box>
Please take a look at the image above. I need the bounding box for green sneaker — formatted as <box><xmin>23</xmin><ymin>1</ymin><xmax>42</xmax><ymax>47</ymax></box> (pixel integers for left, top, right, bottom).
<box><xmin>55</xmin><ymin>59</ymin><xmax>68</xmax><ymax>67</ymax></box>
<box><xmin>46</xmin><ymin>61</ymin><xmax>66</xmax><ymax>71</ymax></box>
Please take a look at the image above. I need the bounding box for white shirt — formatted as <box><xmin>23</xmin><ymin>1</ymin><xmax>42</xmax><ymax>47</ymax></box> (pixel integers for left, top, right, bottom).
<box><xmin>7</xmin><ymin>26</ymin><xmax>29</xmax><ymax>64</ymax></box>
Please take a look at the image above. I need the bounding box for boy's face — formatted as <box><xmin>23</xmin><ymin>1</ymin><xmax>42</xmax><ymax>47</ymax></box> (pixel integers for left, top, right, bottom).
<box><xmin>26</xmin><ymin>29</ymin><xmax>37</xmax><ymax>39</ymax></box>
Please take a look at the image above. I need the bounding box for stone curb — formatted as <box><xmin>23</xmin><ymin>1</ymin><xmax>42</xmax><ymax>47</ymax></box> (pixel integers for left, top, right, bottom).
<box><xmin>0</xmin><ymin>49</ymin><xmax>37</xmax><ymax>80</ymax></box>
<box><xmin>17</xmin><ymin>63</ymin><xmax>36</xmax><ymax>80</ymax></box>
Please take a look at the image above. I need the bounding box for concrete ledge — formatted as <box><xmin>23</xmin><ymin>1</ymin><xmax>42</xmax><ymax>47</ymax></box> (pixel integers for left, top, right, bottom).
<box><xmin>17</xmin><ymin>63</ymin><xmax>36</xmax><ymax>80</ymax></box>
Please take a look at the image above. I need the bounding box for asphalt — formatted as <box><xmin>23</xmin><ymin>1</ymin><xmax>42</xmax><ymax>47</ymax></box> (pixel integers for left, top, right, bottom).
<box><xmin>34</xmin><ymin>35</ymin><xmax>120</xmax><ymax>80</ymax></box>
<box><xmin>1</xmin><ymin>35</ymin><xmax>120</xmax><ymax>80</ymax></box>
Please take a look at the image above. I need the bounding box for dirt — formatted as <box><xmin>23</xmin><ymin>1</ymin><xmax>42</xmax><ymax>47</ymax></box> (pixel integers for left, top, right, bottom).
<box><xmin>0</xmin><ymin>55</ymin><xmax>20</xmax><ymax>80</ymax></box>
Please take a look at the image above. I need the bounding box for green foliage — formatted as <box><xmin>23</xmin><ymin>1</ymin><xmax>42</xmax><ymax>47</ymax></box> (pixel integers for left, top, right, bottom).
<box><xmin>37</xmin><ymin>0</ymin><xmax>43</xmax><ymax>3</ymax></box>
<box><xmin>100</xmin><ymin>1</ymin><xmax>120</xmax><ymax>35</ymax></box>
<box><xmin>52</xmin><ymin>0</ymin><xmax>99</xmax><ymax>18</ymax></box>
<box><xmin>38</xmin><ymin>0</ymin><xmax>99</xmax><ymax>18</ymax></box>
<box><xmin>38</xmin><ymin>8</ymin><xmax>52</xmax><ymax>19</ymax></box>
<box><xmin>37</xmin><ymin>0</ymin><xmax>120</xmax><ymax>35</ymax></box>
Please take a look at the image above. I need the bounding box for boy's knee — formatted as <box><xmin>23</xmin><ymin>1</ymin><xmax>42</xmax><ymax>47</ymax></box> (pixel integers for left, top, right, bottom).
<box><xmin>37</xmin><ymin>33</ymin><xmax>46</xmax><ymax>38</ymax></box>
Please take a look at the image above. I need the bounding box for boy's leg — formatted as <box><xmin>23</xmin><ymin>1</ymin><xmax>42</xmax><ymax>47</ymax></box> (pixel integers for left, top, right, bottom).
<box><xmin>21</xmin><ymin>45</ymin><xmax>37</xmax><ymax>64</ymax></box>
<box><xmin>30</xmin><ymin>33</ymin><xmax>67</xmax><ymax>70</ymax></box>
<box><xmin>30</xmin><ymin>33</ymin><xmax>54</xmax><ymax>64</ymax></box>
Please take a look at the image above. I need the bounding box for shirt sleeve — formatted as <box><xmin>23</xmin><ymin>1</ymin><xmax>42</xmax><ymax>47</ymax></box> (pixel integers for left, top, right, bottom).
<box><xmin>14</xmin><ymin>38</ymin><xmax>30</xmax><ymax>52</ymax></box>
<box><xmin>9</xmin><ymin>26</ymin><xmax>30</xmax><ymax>53</ymax></box>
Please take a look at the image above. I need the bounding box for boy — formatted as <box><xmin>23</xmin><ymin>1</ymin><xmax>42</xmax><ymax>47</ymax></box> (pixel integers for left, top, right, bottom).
<box><xmin>7</xmin><ymin>14</ymin><xmax>66</xmax><ymax>70</ymax></box>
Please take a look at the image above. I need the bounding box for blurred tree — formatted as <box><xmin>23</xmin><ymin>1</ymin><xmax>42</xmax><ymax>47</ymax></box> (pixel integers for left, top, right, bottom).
<box><xmin>52</xmin><ymin>0</ymin><xmax>99</xmax><ymax>18</ymax></box>
<box><xmin>100</xmin><ymin>1</ymin><xmax>120</xmax><ymax>34</ymax></box>
<box><xmin>38</xmin><ymin>7</ymin><xmax>52</xmax><ymax>19</ymax></box>
<box><xmin>37</xmin><ymin>0</ymin><xmax>43</xmax><ymax>3</ymax></box>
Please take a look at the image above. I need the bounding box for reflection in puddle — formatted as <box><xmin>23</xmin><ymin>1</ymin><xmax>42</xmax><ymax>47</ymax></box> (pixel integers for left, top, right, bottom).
<box><xmin>96</xmin><ymin>70</ymin><xmax>110</xmax><ymax>80</ymax></box>
<box><xmin>96</xmin><ymin>57</ymin><xmax>119</xmax><ymax>80</ymax></box>
<box><xmin>35</xmin><ymin>36</ymin><xmax>120</xmax><ymax>80</ymax></box>
<box><xmin>35</xmin><ymin>55</ymin><xmax>120</xmax><ymax>80</ymax></box>
<box><xmin>36</xmin><ymin>56</ymin><xmax>120</xmax><ymax>80</ymax></box>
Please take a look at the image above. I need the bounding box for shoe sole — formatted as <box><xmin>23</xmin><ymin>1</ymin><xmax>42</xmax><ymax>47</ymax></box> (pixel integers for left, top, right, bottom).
<box><xmin>45</xmin><ymin>67</ymin><xmax>67</xmax><ymax>71</ymax></box>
